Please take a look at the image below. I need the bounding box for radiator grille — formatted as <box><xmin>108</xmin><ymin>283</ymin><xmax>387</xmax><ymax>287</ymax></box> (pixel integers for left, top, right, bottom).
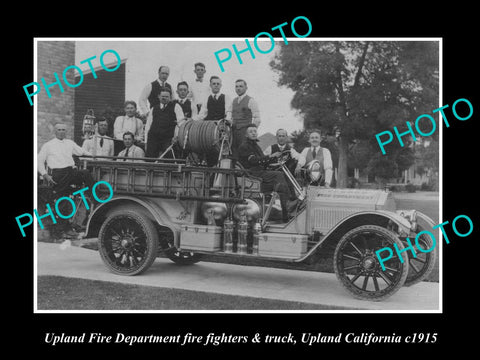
<box><xmin>312</xmin><ymin>207</ymin><xmax>359</xmax><ymax>233</ymax></box>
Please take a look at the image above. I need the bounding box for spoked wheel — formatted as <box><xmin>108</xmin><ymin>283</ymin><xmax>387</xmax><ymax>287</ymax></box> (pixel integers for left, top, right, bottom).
<box><xmin>157</xmin><ymin>227</ymin><xmax>203</xmax><ymax>266</ymax></box>
<box><xmin>98</xmin><ymin>206</ymin><xmax>159</xmax><ymax>275</ymax></box>
<box><xmin>403</xmin><ymin>229</ymin><xmax>437</xmax><ymax>287</ymax></box>
<box><xmin>334</xmin><ymin>225</ymin><xmax>409</xmax><ymax>301</ymax></box>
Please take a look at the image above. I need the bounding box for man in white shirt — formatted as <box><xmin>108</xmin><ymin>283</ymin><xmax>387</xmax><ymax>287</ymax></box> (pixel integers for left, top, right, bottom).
<box><xmin>264</xmin><ymin>129</ymin><xmax>303</xmax><ymax>175</ymax></box>
<box><xmin>297</xmin><ymin>131</ymin><xmax>333</xmax><ymax>187</ymax></box>
<box><xmin>113</xmin><ymin>101</ymin><xmax>145</xmax><ymax>142</ymax></box>
<box><xmin>82</xmin><ymin>118</ymin><xmax>114</xmax><ymax>158</ymax></box>
<box><xmin>231</xmin><ymin>79</ymin><xmax>261</xmax><ymax>158</ymax></box>
<box><xmin>187</xmin><ymin>62</ymin><xmax>210</xmax><ymax>113</ymax></box>
<box><xmin>38</xmin><ymin>123</ymin><xmax>94</xmax><ymax>190</ymax></box>
<box><xmin>195</xmin><ymin>76</ymin><xmax>232</xmax><ymax>121</ymax></box>
<box><xmin>38</xmin><ymin>123</ymin><xmax>95</xmax><ymax>237</ymax></box>
<box><xmin>117</xmin><ymin>132</ymin><xmax>145</xmax><ymax>161</ymax></box>
<box><xmin>138</xmin><ymin>65</ymin><xmax>174</xmax><ymax>117</ymax></box>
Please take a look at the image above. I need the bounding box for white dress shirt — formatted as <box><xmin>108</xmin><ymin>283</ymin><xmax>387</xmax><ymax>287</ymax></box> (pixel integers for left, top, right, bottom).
<box><xmin>38</xmin><ymin>138</ymin><xmax>91</xmax><ymax>175</ymax></box>
<box><xmin>299</xmin><ymin>146</ymin><xmax>333</xmax><ymax>185</ymax></box>
<box><xmin>113</xmin><ymin>116</ymin><xmax>145</xmax><ymax>141</ymax></box>
<box><xmin>144</xmin><ymin>102</ymin><xmax>185</xmax><ymax>143</ymax></box>
<box><xmin>82</xmin><ymin>135</ymin><xmax>114</xmax><ymax>158</ymax></box>
<box><xmin>139</xmin><ymin>79</ymin><xmax>175</xmax><ymax>116</ymax></box>
<box><xmin>233</xmin><ymin>93</ymin><xmax>261</xmax><ymax>127</ymax></box>
<box><xmin>195</xmin><ymin>92</ymin><xmax>232</xmax><ymax>121</ymax></box>
<box><xmin>117</xmin><ymin>144</ymin><xmax>145</xmax><ymax>162</ymax></box>
<box><xmin>188</xmin><ymin>77</ymin><xmax>210</xmax><ymax>107</ymax></box>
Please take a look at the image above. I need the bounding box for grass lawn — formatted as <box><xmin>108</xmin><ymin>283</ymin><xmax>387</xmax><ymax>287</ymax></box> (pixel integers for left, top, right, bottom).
<box><xmin>37</xmin><ymin>275</ymin><xmax>353</xmax><ymax>311</ymax></box>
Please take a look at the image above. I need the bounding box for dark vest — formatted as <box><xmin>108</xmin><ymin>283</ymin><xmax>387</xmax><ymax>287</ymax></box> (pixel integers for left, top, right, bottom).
<box><xmin>232</xmin><ymin>95</ymin><xmax>252</xmax><ymax>129</ymax></box>
<box><xmin>271</xmin><ymin>143</ymin><xmax>291</xmax><ymax>153</ymax></box>
<box><xmin>175</xmin><ymin>99</ymin><xmax>192</xmax><ymax>118</ymax></box>
<box><xmin>206</xmin><ymin>94</ymin><xmax>225</xmax><ymax>120</ymax></box>
<box><xmin>149</xmin><ymin>102</ymin><xmax>177</xmax><ymax>140</ymax></box>
<box><xmin>148</xmin><ymin>80</ymin><xmax>172</xmax><ymax>109</ymax></box>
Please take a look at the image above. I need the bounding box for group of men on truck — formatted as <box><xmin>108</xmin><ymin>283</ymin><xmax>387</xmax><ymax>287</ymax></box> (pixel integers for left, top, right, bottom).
<box><xmin>37</xmin><ymin>62</ymin><xmax>333</xmax><ymax>237</ymax></box>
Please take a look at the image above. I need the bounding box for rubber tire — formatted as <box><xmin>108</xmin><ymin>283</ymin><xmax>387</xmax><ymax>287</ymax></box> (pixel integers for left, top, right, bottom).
<box><xmin>98</xmin><ymin>205</ymin><xmax>159</xmax><ymax>276</ymax></box>
<box><xmin>403</xmin><ymin>229</ymin><xmax>437</xmax><ymax>287</ymax></box>
<box><xmin>333</xmin><ymin>225</ymin><xmax>409</xmax><ymax>302</ymax></box>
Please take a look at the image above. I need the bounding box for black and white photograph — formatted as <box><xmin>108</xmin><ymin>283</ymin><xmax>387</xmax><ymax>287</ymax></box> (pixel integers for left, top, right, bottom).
<box><xmin>32</xmin><ymin>38</ymin><xmax>441</xmax><ymax>312</ymax></box>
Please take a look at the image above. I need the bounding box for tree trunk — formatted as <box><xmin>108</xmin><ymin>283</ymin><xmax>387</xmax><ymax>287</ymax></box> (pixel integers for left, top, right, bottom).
<box><xmin>337</xmin><ymin>136</ymin><xmax>348</xmax><ymax>188</ymax></box>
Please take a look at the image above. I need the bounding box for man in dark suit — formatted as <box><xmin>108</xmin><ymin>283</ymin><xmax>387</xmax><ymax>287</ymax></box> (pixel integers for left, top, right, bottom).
<box><xmin>238</xmin><ymin>124</ymin><xmax>297</xmax><ymax>223</ymax></box>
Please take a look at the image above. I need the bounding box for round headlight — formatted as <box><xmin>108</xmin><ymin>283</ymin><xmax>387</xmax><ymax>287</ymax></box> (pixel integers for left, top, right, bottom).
<box><xmin>306</xmin><ymin>160</ymin><xmax>323</xmax><ymax>183</ymax></box>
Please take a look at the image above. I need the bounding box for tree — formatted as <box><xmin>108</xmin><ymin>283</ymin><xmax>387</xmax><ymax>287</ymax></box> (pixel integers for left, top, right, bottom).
<box><xmin>270</xmin><ymin>41</ymin><xmax>439</xmax><ymax>188</ymax></box>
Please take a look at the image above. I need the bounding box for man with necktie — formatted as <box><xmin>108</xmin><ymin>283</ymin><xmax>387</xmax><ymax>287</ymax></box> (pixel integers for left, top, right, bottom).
<box><xmin>175</xmin><ymin>81</ymin><xmax>197</xmax><ymax>120</ymax></box>
<box><xmin>139</xmin><ymin>65</ymin><xmax>174</xmax><ymax>116</ymax></box>
<box><xmin>117</xmin><ymin>132</ymin><xmax>145</xmax><ymax>161</ymax></box>
<box><xmin>144</xmin><ymin>87</ymin><xmax>185</xmax><ymax>158</ymax></box>
<box><xmin>297</xmin><ymin>130</ymin><xmax>333</xmax><ymax>187</ymax></box>
<box><xmin>238</xmin><ymin>124</ymin><xmax>297</xmax><ymax>223</ymax></box>
<box><xmin>188</xmin><ymin>62</ymin><xmax>210</xmax><ymax>113</ymax></box>
<box><xmin>195</xmin><ymin>76</ymin><xmax>232</xmax><ymax>121</ymax></box>
<box><xmin>82</xmin><ymin>118</ymin><xmax>114</xmax><ymax>159</ymax></box>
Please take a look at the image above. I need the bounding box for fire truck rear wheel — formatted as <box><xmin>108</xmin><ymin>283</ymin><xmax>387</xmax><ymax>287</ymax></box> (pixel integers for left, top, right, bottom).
<box><xmin>333</xmin><ymin>225</ymin><xmax>409</xmax><ymax>301</ymax></box>
<box><xmin>98</xmin><ymin>206</ymin><xmax>159</xmax><ymax>276</ymax></box>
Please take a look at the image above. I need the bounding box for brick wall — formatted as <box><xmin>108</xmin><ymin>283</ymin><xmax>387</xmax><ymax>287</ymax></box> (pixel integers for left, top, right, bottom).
<box><xmin>74</xmin><ymin>64</ymin><xmax>126</xmax><ymax>144</ymax></box>
<box><xmin>37</xmin><ymin>41</ymin><xmax>75</xmax><ymax>151</ymax></box>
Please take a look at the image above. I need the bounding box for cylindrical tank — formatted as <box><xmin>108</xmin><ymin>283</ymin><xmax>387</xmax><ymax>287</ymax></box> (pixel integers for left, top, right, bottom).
<box><xmin>223</xmin><ymin>218</ymin><xmax>234</xmax><ymax>253</ymax></box>
<box><xmin>200</xmin><ymin>200</ymin><xmax>228</xmax><ymax>225</ymax></box>
<box><xmin>252</xmin><ymin>221</ymin><xmax>262</xmax><ymax>255</ymax></box>
<box><xmin>237</xmin><ymin>212</ymin><xmax>248</xmax><ymax>254</ymax></box>
<box><xmin>178</xmin><ymin>120</ymin><xmax>230</xmax><ymax>154</ymax></box>
<box><xmin>232</xmin><ymin>199</ymin><xmax>261</xmax><ymax>223</ymax></box>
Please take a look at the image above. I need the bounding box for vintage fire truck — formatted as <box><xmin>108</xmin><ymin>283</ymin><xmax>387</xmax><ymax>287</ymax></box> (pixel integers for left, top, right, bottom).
<box><xmin>72</xmin><ymin>119</ymin><xmax>436</xmax><ymax>302</ymax></box>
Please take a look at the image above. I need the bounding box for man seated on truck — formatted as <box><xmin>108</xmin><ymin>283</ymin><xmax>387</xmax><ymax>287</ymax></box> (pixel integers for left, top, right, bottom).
<box><xmin>117</xmin><ymin>131</ymin><xmax>145</xmax><ymax>161</ymax></box>
<box><xmin>38</xmin><ymin>122</ymin><xmax>95</xmax><ymax>238</ymax></box>
<box><xmin>237</xmin><ymin>124</ymin><xmax>298</xmax><ymax>223</ymax></box>
<box><xmin>295</xmin><ymin>130</ymin><xmax>333</xmax><ymax>187</ymax></box>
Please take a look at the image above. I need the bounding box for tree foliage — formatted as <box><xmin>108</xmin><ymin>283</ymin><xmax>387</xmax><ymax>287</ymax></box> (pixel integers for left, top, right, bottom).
<box><xmin>270</xmin><ymin>41</ymin><xmax>439</xmax><ymax>187</ymax></box>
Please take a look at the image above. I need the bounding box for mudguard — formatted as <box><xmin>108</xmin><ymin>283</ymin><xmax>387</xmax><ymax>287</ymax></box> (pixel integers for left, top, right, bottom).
<box><xmin>298</xmin><ymin>210</ymin><xmax>412</xmax><ymax>262</ymax></box>
<box><xmin>84</xmin><ymin>195</ymin><xmax>182</xmax><ymax>246</ymax></box>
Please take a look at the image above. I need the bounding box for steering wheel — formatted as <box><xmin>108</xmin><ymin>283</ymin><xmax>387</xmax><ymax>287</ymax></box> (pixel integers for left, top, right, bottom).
<box><xmin>268</xmin><ymin>150</ymin><xmax>292</xmax><ymax>168</ymax></box>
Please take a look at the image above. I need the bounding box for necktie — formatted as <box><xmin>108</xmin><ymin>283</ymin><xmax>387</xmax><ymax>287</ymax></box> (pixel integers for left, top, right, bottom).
<box><xmin>214</xmin><ymin>94</ymin><xmax>217</xmax><ymax>100</ymax></box>
<box><xmin>100</xmin><ymin>138</ymin><xmax>104</xmax><ymax>147</ymax></box>
<box><xmin>312</xmin><ymin>147</ymin><xmax>317</xmax><ymax>159</ymax></box>
<box><xmin>124</xmin><ymin>148</ymin><xmax>129</xmax><ymax>161</ymax></box>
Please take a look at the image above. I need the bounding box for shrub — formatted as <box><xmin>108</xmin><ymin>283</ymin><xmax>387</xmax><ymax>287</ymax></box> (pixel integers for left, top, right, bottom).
<box><xmin>405</xmin><ymin>183</ymin><xmax>417</xmax><ymax>193</ymax></box>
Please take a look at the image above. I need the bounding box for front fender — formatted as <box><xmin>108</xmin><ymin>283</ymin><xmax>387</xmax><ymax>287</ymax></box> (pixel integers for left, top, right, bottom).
<box><xmin>298</xmin><ymin>210</ymin><xmax>412</xmax><ymax>262</ymax></box>
<box><xmin>85</xmin><ymin>195</ymin><xmax>182</xmax><ymax>246</ymax></box>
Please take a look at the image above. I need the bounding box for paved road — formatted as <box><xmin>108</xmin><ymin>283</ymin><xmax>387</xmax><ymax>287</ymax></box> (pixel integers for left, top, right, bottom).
<box><xmin>37</xmin><ymin>242</ymin><xmax>440</xmax><ymax>311</ymax></box>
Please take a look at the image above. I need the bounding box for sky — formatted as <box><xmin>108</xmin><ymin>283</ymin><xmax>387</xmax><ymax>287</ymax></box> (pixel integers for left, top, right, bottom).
<box><xmin>75</xmin><ymin>39</ymin><xmax>304</xmax><ymax>136</ymax></box>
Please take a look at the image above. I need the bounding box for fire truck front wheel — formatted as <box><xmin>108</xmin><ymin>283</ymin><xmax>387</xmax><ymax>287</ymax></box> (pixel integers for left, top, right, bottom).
<box><xmin>98</xmin><ymin>206</ymin><xmax>159</xmax><ymax>276</ymax></box>
<box><xmin>333</xmin><ymin>225</ymin><xmax>409</xmax><ymax>301</ymax></box>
